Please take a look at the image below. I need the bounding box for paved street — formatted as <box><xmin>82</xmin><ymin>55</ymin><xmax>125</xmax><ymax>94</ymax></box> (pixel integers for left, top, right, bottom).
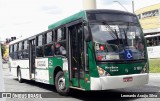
<box><xmin>2</xmin><ymin>64</ymin><xmax>160</xmax><ymax>101</ymax></box>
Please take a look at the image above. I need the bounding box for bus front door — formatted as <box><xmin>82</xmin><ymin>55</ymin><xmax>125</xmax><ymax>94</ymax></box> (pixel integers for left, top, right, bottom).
<box><xmin>68</xmin><ymin>22</ymin><xmax>85</xmax><ymax>89</ymax></box>
<box><xmin>29</xmin><ymin>39</ymin><xmax>36</xmax><ymax>79</ymax></box>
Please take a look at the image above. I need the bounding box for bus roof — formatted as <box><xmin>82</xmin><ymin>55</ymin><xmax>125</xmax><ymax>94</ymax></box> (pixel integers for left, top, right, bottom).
<box><xmin>145</xmin><ymin>33</ymin><xmax>160</xmax><ymax>38</ymax></box>
<box><xmin>48</xmin><ymin>11</ymin><xmax>87</xmax><ymax>30</ymax></box>
<box><xmin>48</xmin><ymin>9</ymin><xmax>135</xmax><ymax>30</ymax></box>
<box><xmin>9</xmin><ymin>36</ymin><xmax>29</xmax><ymax>45</ymax></box>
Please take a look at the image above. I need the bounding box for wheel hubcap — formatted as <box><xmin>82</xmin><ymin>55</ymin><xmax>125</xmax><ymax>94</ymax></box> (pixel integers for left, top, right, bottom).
<box><xmin>58</xmin><ymin>77</ymin><xmax>65</xmax><ymax>90</ymax></box>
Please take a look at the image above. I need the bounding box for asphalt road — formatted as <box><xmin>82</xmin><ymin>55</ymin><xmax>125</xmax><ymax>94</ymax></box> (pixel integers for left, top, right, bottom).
<box><xmin>2</xmin><ymin>64</ymin><xmax>160</xmax><ymax>101</ymax></box>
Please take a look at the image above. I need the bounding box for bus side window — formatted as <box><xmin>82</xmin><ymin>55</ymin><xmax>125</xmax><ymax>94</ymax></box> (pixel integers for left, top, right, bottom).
<box><xmin>36</xmin><ymin>35</ymin><xmax>44</xmax><ymax>57</ymax></box>
<box><xmin>18</xmin><ymin>42</ymin><xmax>22</xmax><ymax>59</ymax></box>
<box><xmin>9</xmin><ymin>45</ymin><xmax>13</xmax><ymax>59</ymax></box>
<box><xmin>55</xmin><ymin>28</ymin><xmax>66</xmax><ymax>56</ymax></box>
<box><xmin>153</xmin><ymin>37</ymin><xmax>157</xmax><ymax>46</ymax></box>
<box><xmin>22</xmin><ymin>40</ymin><xmax>29</xmax><ymax>59</ymax></box>
<box><xmin>158</xmin><ymin>36</ymin><xmax>160</xmax><ymax>45</ymax></box>
<box><xmin>148</xmin><ymin>38</ymin><xmax>153</xmax><ymax>46</ymax></box>
<box><xmin>44</xmin><ymin>31</ymin><xmax>54</xmax><ymax>56</ymax></box>
<box><xmin>22</xmin><ymin>41</ymin><xmax>24</xmax><ymax>58</ymax></box>
<box><xmin>13</xmin><ymin>44</ymin><xmax>18</xmax><ymax>59</ymax></box>
<box><xmin>45</xmin><ymin>31</ymin><xmax>53</xmax><ymax>44</ymax></box>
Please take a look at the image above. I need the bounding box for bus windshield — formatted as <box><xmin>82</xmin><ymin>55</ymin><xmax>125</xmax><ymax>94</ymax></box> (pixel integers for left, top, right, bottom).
<box><xmin>90</xmin><ymin>22</ymin><xmax>146</xmax><ymax>61</ymax></box>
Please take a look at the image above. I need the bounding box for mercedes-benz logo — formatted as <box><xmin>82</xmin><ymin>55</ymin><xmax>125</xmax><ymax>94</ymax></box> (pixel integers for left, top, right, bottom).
<box><xmin>125</xmin><ymin>69</ymin><xmax>128</xmax><ymax>73</ymax></box>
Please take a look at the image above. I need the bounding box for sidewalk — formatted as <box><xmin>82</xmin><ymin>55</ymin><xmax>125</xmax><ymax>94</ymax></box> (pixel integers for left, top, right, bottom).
<box><xmin>0</xmin><ymin>50</ymin><xmax>5</xmax><ymax>101</ymax></box>
<box><xmin>2</xmin><ymin>63</ymin><xmax>9</xmax><ymax>69</ymax></box>
<box><xmin>149</xmin><ymin>73</ymin><xmax>160</xmax><ymax>78</ymax></box>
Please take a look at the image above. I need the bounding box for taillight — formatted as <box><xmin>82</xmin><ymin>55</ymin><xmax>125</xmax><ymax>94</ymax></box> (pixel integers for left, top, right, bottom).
<box><xmin>97</xmin><ymin>55</ymin><xmax>103</xmax><ymax>60</ymax></box>
<box><xmin>100</xmin><ymin>45</ymin><xmax>105</xmax><ymax>51</ymax></box>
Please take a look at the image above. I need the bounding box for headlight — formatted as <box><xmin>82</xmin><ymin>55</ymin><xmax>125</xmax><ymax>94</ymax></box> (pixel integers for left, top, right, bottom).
<box><xmin>97</xmin><ymin>66</ymin><xmax>110</xmax><ymax>77</ymax></box>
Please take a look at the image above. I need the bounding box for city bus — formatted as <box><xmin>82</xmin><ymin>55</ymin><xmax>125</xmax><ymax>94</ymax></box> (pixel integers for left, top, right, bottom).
<box><xmin>145</xmin><ymin>34</ymin><xmax>160</xmax><ymax>58</ymax></box>
<box><xmin>9</xmin><ymin>9</ymin><xmax>149</xmax><ymax>95</ymax></box>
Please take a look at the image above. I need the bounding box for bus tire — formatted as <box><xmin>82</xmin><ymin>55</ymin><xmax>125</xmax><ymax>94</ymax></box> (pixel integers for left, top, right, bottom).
<box><xmin>55</xmin><ymin>71</ymin><xmax>69</xmax><ymax>95</ymax></box>
<box><xmin>17</xmin><ymin>68</ymin><xmax>23</xmax><ymax>83</ymax></box>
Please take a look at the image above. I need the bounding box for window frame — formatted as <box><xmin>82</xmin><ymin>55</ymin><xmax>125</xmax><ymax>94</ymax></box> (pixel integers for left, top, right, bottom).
<box><xmin>21</xmin><ymin>40</ymin><xmax>29</xmax><ymax>59</ymax></box>
<box><xmin>17</xmin><ymin>42</ymin><xmax>23</xmax><ymax>59</ymax></box>
<box><xmin>36</xmin><ymin>34</ymin><xmax>44</xmax><ymax>58</ymax></box>
<box><xmin>44</xmin><ymin>30</ymin><xmax>56</xmax><ymax>57</ymax></box>
<box><xmin>55</xmin><ymin>26</ymin><xmax>67</xmax><ymax>56</ymax></box>
<box><xmin>45</xmin><ymin>31</ymin><xmax>54</xmax><ymax>44</ymax></box>
<box><xmin>9</xmin><ymin>45</ymin><xmax>13</xmax><ymax>59</ymax></box>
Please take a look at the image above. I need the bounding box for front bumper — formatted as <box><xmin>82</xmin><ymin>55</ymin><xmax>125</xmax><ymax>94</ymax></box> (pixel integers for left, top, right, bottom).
<box><xmin>90</xmin><ymin>73</ymin><xmax>149</xmax><ymax>90</ymax></box>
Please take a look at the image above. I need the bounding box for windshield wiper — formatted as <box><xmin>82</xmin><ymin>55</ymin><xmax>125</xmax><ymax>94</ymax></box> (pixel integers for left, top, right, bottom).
<box><xmin>114</xmin><ymin>29</ymin><xmax>120</xmax><ymax>46</ymax></box>
<box><xmin>123</xmin><ymin>29</ymin><xmax>128</xmax><ymax>46</ymax></box>
<box><xmin>102</xmin><ymin>21</ymin><xmax>120</xmax><ymax>45</ymax></box>
<box><xmin>122</xmin><ymin>22</ymin><xmax>130</xmax><ymax>49</ymax></box>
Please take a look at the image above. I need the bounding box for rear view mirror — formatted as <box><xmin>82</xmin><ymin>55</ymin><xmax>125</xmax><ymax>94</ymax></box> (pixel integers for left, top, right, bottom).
<box><xmin>84</xmin><ymin>26</ymin><xmax>91</xmax><ymax>42</ymax></box>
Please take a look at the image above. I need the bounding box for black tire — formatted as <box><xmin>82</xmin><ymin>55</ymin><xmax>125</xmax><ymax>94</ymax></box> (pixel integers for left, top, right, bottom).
<box><xmin>55</xmin><ymin>71</ymin><xmax>70</xmax><ymax>95</ymax></box>
<box><xmin>17</xmin><ymin>68</ymin><xmax>23</xmax><ymax>83</ymax></box>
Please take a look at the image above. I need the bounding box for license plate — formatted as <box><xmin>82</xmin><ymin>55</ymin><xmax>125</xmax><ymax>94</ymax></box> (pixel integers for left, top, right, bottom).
<box><xmin>123</xmin><ymin>77</ymin><xmax>133</xmax><ymax>82</ymax></box>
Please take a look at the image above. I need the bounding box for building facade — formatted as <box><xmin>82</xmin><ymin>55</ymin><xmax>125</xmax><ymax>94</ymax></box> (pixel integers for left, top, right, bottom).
<box><xmin>135</xmin><ymin>3</ymin><xmax>160</xmax><ymax>35</ymax></box>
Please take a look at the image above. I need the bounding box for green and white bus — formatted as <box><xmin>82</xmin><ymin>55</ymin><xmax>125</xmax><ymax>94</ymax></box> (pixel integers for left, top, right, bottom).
<box><xmin>145</xmin><ymin>34</ymin><xmax>160</xmax><ymax>58</ymax></box>
<box><xmin>9</xmin><ymin>10</ymin><xmax>149</xmax><ymax>95</ymax></box>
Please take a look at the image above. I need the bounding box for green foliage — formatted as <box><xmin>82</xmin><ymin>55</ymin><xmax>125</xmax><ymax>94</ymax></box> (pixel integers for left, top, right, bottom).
<box><xmin>149</xmin><ymin>58</ymin><xmax>160</xmax><ymax>73</ymax></box>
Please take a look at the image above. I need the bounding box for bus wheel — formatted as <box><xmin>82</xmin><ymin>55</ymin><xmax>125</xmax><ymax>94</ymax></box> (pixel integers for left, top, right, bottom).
<box><xmin>55</xmin><ymin>71</ymin><xmax>69</xmax><ymax>95</ymax></box>
<box><xmin>18</xmin><ymin>68</ymin><xmax>23</xmax><ymax>83</ymax></box>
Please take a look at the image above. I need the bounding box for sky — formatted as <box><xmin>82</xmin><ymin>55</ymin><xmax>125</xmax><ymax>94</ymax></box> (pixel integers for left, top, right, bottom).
<box><xmin>0</xmin><ymin>0</ymin><xmax>160</xmax><ymax>41</ymax></box>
